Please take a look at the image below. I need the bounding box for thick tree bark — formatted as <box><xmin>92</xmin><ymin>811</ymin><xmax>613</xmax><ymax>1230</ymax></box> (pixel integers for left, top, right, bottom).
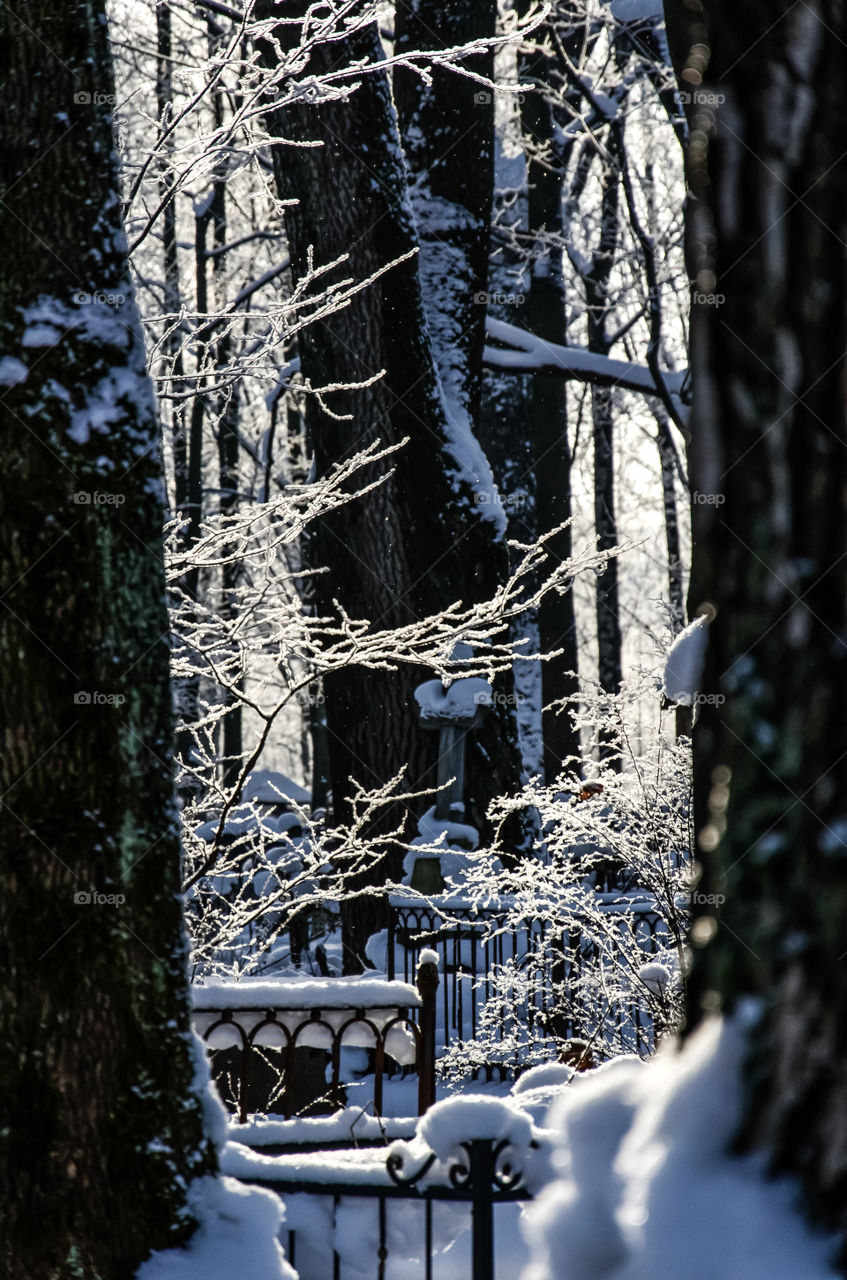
<box><xmin>393</xmin><ymin>0</ymin><xmax>533</xmax><ymax>849</ymax></box>
<box><xmin>393</xmin><ymin>0</ymin><xmax>496</xmax><ymax>430</ymax></box>
<box><xmin>256</xmin><ymin>4</ymin><xmax>512</xmax><ymax>963</ymax></box>
<box><xmin>0</xmin><ymin>4</ymin><xmax>215</xmax><ymax>1276</ymax></box>
<box><xmin>674</xmin><ymin>0</ymin><xmax>847</xmax><ymax>1258</ymax></box>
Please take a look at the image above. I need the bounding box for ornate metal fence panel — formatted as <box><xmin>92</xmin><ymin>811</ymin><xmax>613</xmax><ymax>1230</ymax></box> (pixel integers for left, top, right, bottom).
<box><xmin>192</xmin><ymin>974</ymin><xmax>437</xmax><ymax>1123</ymax></box>
<box><xmin>244</xmin><ymin>1137</ymin><xmax>534</xmax><ymax>1280</ymax></box>
<box><xmin>387</xmin><ymin>894</ymin><xmax>668</xmax><ymax>1075</ymax></box>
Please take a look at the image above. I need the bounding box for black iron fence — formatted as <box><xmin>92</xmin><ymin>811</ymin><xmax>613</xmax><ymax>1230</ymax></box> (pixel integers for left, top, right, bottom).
<box><xmin>193</xmin><ymin>967</ymin><xmax>437</xmax><ymax>1123</ymax></box>
<box><xmin>244</xmin><ymin>1137</ymin><xmax>534</xmax><ymax>1280</ymax></box>
<box><xmin>387</xmin><ymin>893</ymin><xmax>668</xmax><ymax>1072</ymax></box>
<box><xmin>196</xmin><ymin>893</ymin><xmax>670</xmax><ymax>1120</ymax></box>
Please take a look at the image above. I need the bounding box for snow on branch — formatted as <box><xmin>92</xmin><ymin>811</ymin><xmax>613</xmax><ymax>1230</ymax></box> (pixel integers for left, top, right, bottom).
<box><xmin>483</xmin><ymin>317</ymin><xmax>688</xmax><ymax>413</ymax></box>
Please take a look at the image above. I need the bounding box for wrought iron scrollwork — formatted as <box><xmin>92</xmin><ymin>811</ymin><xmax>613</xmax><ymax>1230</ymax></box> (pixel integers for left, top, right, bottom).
<box><xmin>386</xmin><ymin>1142</ymin><xmax>437</xmax><ymax>1187</ymax></box>
<box><xmin>448</xmin><ymin>1143</ymin><xmax>472</xmax><ymax>1190</ymax></box>
<box><xmin>492</xmin><ymin>1138</ymin><xmax>531</xmax><ymax>1191</ymax></box>
<box><xmin>386</xmin><ymin>1136</ymin><xmax>538</xmax><ymax>1196</ymax></box>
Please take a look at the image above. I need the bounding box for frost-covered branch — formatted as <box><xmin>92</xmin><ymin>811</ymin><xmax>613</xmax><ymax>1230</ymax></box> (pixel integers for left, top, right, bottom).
<box><xmin>484</xmin><ymin>316</ymin><xmax>688</xmax><ymax>412</ymax></box>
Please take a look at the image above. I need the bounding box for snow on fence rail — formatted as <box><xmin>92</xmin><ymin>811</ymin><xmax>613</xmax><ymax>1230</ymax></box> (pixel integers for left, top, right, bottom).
<box><xmin>227</xmin><ymin>1095</ymin><xmax>544</xmax><ymax>1280</ymax></box>
<box><xmin>192</xmin><ymin>968</ymin><xmax>438</xmax><ymax>1124</ymax></box>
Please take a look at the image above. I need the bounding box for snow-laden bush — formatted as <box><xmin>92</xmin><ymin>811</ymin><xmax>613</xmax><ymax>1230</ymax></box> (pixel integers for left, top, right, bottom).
<box><xmin>166</xmin><ymin>447</ymin><xmax>613</xmax><ymax>979</ymax></box>
<box><xmin>437</xmin><ymin>677</ymin><xmax>693</xmax><ymax>1083</ymax></box>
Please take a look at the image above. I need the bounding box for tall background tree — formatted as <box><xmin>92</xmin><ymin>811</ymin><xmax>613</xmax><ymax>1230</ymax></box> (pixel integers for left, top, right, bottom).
<box><xmin>0</xmin><ymin>3</ymin><xmax>216</xmax><ymax>1274</ymax></box>
<box><xmin>669</xmin><ymin>0</ymin><xmax>847</xmax><ymax>1256</ymax></box>
<box><xmin>255</xmin><ymin>2</ymin><xmax>531</xmax><ymax>962</ymax></box>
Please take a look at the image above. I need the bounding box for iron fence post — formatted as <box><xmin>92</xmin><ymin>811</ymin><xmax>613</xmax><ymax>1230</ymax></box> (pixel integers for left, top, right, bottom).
<box><xmin>416</xmin><ymin>955</ymin><xmax>439</xmax><ymax>1113</ymax></box>
<box><xmin>387</xmin><ymin>907</ymin><xmax>396</xmax><ymax>981</ymax></box>
<box><xmin>470</xmin><ymin>1140</ymin><xmax>494</xmax><ymax>1280</ymax></box>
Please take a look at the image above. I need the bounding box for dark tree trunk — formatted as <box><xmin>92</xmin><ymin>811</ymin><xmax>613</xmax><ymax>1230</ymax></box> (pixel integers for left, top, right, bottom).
<box><xmin>476</xmin><ymin>213</ymin><xmax>538</xmax><ymax>782</ymax></box>
<box><xmin>520</xmin><ymin>28</ymin><xmax>582</xmax><ymax>783</ymax></box>
<box><xmin>256</xmin><ymin>4</ymin><xmax>525</xmax><ymax>938</ymax></box>
<box><xmin>210</xmin><ymin>50</ymin><xmax>243</xmax><ymax>791</ymax></box>
<box><xmin>173</xmin><ymin>203</ymin><xmax>211</xmax><ymax>805</ymax></box>
<box><xmin>393</xmin><ymin>0</ymin><xmax>496</xmax><ymax>429</ymax></box>
<box><xmin>654</xmin><ymin>403</ymin><xmax>685</xmax><ymax>628</ymax></box>
<box><xmin>393</xmin><ymin>0</ymin><xmax>533</xmax><ymax>851</ymax></box>
<box><xmin>674</xmin><ymin>0</ymin><xmax>847</xmax><ymax>1259</ymax></box>
<box><xmin>654</xmin><ymin>403</ymin><xmax>691</xmax><ymax>738</ymax></box>
<box><xmin>0</xmin><ymin>4</ymin><xmax>215</xmax><ymax>1276</ymax></box>
<box><xmin>586</xmin><ymin>161</ymin><xmax>624</xmax><ymax>752</ymax></box>
<box><xmin>156</xmin><ymin>0</ymin><xmax>188</xmax><ymax>514</ymax></box>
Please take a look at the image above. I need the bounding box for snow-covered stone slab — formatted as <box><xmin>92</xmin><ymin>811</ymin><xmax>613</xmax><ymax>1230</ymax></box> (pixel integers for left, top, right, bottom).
<box><xmin>231</xmin><ymin>1110</ymin><xmax>416</xmax><ymax>1148</ymax></box>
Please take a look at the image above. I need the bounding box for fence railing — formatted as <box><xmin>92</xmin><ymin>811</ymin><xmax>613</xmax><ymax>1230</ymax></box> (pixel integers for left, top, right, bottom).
<box><xmin>192</xmin><ymin>969</ymin><xmax>437</xmax><ymax>1123</ymax></box>
<box><xmin>235</xmin><ymin>1136</ymin><xmax>534</xmax><ymax>1280</ymax></box>
<box><xmin>387</xmin><ymin>893</ymin><xmax>668</xmax><ymax>1071</ymax></box>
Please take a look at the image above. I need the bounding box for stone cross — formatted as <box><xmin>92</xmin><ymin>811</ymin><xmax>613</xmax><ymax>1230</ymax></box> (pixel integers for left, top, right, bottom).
<box><xmin>414</xmin><ymin>673</ymin><xmax>492</xmax><ymax>821</ymax></box>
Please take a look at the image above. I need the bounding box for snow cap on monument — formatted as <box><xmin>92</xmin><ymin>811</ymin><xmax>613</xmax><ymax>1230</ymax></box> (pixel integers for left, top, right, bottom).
<box><xmin>663</xmin><ymin>615</ymin><xmax>709</xmax><ymax>706</ymax></box>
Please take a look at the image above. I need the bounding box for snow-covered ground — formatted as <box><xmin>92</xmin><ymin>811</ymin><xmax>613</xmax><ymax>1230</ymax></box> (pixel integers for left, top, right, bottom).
<box><xmin>137</xmin><ymin>1036</ymin><xmax>298</xmax><ymax>1280</ymax></box>
<box><xmin>523</xmin><ymin>1014</ymin><xmax>841</xmax><ymax>1280</ymax></box>
<box><xmin>142</xmin><ymin>1014</ymin><xmax>840</xmax><ymax>1279</ymax></box>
